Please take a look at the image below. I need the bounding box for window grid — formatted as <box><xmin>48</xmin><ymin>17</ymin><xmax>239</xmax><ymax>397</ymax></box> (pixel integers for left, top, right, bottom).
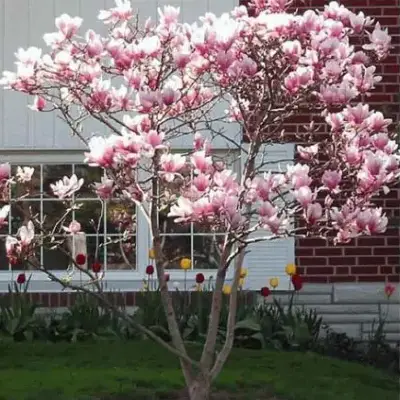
<box><xmin>0</xmin><ymin>163</ymin><xmax>137</xmax><ymax>272</ymax></box>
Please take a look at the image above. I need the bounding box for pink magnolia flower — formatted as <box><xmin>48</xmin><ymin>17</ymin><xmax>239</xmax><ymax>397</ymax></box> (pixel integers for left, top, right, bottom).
<box><xmin>5</xmin><ymin>236</ymin><xmax>18</xmax><ymax>257</ymax></box>
<box><xmin>366</xmin><ymin>112</ymin><xmax>392</xmax><ymax>133</ymax></box>
<box><xmin>297</xmin><ymin>144</ymin><xmax>318</xmax><ymax>161</ymax></box>
<box><xmin>305</xmin><ymin>203</ymin><xmax>323</xmax><ymax>225</ymax></box>
<box><xmin>29</xmin><ymin>96</ymin><xmax>46</xmax><ymax>112</ymax></box>
<box><xmin>16</xmin><ymin>166</ymin><xmax>34</xmax><ymax>183</ymax></box>
<box><xmin>98</xmin><ymin>0</ymin><xmax>133</xmax><ymax>24</ymax></box>
<box><xmin>322</xmin><ymin>170</ymin><xmax>342</xmax><ymax>191</ymax></box>
<box><xmin>158</xmin><ymin>6</ymin><xmax>180</xmax><ymax>27</ymax></box>
<box><xmin>350</xmin><ymin>11</ymin><xmax>374</xmax><ymax>34</ymax></box>
<box><xmin>168</xmin><ymin>197</ymin><xmax>193</xmax><ymax>222</ymax></box>
<box><xmin>55</xmin><ymin>14</ymin><xmax>83</xmax><ymax>39</ymax></box>
<box><xmin>160</xmin><ymin>154</ymin><xmax>186</xmax><ymax>182</ymax></box>
<box><xmin>287</xmin><ymin>164</ymin><xmax>311</xmax><ymax>190</ymax></box>
<box><xmin>18</xmin><ymin>221</ymin><xmax>35</xmax><ymax>247</ymax></box>
<box><xmin>282</xmin><ymin>40</ymin><xmax>302</xmax><ymax>59</ymax></box>
<box><xmin>192</xmin><ymin>151</ymin><xmax>212</xmax><ymax>174</ymax></box>
<box><xmin>50</xmin><ymin>174</ymin><xmax>84</xmax><ymax>199</ymax></box>
<box><xmin>371</xmin><ymin>133</ymin><xmax>389</xmax><ymax>151</ymax></box>
<box><xmin>64</xmin><ymin>220</ymin><xmax>81</xmax><ymax>234</ymax></box>
<box><xmin>194</xmin><ymin>133</ymin><xmax>205</xmax><ymax>151</ymax></box>
<box><xmin>94</xmin><ymin>177</ymin><xmax>115</xmax><ymax>199</ymax></box>
<box><xmin>363</xmin><ymin>22</ymin><xmax>391</xmax><ymax>59</ymax></box>
<box><xmin>85</xmin><ymin>137</ymin><xmax>115</xmax><ymax>168</ymax></box>
<box><xmin>192</xmin><ymin>174</ymin><xmax>210</xmax><ymax>192</ymax></box>
<box><xmin>262</xmin><ymin>214</ymin><xmax>287</xmax><ymax>234</ymax></box>
<box><xmin>0</xmin><ymin>205</ymin><xmax>10</xmax><ymax>229</ymax></box>
<box><xmin>356</xmin><ymin>208</ymin><xmax>387</xmax><ymax>234</ymax></box>
<box><xmin>86</xmin><ymin>29</ymin><xmax>104</xmax><ymax>58</ymax></box>
<box><xmin>259</xmin><ymin>202</ymin><xmax>278</xmax><ymax>218</ymax></box>
<box><xmin>0</xmin><ymin>163</ymin><xmax>10</xmax><ymax>182</ymax></box>
<box><xmin>294</xmin><ymin>186</ymin><xmax>313</xmax><ymax>208</ymax></box>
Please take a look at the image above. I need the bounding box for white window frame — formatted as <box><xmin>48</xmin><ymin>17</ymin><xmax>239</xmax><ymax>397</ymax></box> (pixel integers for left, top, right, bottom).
<box><xmin>0</xmin><ymin>149</ymin><xmax>239</xmax><ymax>292</ymax></box>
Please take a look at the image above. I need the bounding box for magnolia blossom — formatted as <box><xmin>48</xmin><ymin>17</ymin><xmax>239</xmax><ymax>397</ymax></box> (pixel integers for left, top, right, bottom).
<box><xmin>0</xmin><ymin>205</ymin><xmax>10</xmax><ymax>229</ymax></box>
<box><xmin>94</xmin><ymin>177</ymin><xmax>115</xmax><ymax>199</ymax></box>
<box><xmin>64</xmin><ymin>220</ymin><xmax>81</xmax><ymax>234</ymax></box>
<box><xmin>50</xmin><ymin>174</ymin><xmax>84</xmax><ymax>199</ymax></box>
<box><xmin>160</xmin><ymin>154</ymin><xmax>186</xmax><ymax>182</ymax></box>
<box><xmin>16</xmin><ymin>166</ymin><xmax>35</xmax><ymax>183</ymax></box>
<box><xmin>297</xmin><ymin>144</ymin><xmax>318</xmax><ymax>161</ymax></box>
<box><xmin>0</xmin><ymin>163</ymin><xmax>10</xmax><ymax>182</ymax></box>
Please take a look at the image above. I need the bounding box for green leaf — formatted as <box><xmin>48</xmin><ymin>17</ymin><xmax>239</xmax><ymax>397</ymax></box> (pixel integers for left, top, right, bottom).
<box><xmin>235</xmin><ymin>318</ymin><xmax>261</xmax><ymax>333</ymax></box>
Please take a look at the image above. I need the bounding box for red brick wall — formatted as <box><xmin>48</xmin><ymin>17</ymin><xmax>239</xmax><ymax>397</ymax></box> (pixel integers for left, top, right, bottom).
<box><xmin>240</xmin><ymin>0</ymin><xmax>400</xmax><ymax>283</ymax></box>
<box><xmin>293</xmin><ymin>0</ymin><xmax>400</xmax><ymax>284</ymax></box>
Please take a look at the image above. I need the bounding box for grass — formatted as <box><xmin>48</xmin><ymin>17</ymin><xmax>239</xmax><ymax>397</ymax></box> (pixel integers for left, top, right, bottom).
<box><xmin>0</xmin><ymin>341</ymin><xmax>398</xmax><ymax>400</ymax></box>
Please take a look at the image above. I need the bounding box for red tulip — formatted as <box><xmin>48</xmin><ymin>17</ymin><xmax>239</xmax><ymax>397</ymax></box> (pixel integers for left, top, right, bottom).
<box><xmin>260</xmin><ymin>287</ymin><xmax>271</xmax><ymax>297</ymax></box>
<box><xmin>384</xmin><ymin>283</ymin><xmax>396</xmax><ymax>298</ymax></box>
<box><xmin>92</xmin><ymin>262</ymin><xmax>102</xmax><ymax>273</ymax></box>
<box><xmin>291</xmin><ymin>274</ymin><xmax>303</xmax><ymax>291</ymax></box>
<box><xmin>75</xmin><ymin>253</ymin><xmax>86</xmax><ymax>266</ymax></box>
<box><xmin>195</xmin><ymin>273</ymin><xmax>205</xmax><ymax>284</ymax></box>
<box><xmin>146</xmin><ymin>265</ymin><xmax>154</xmax><ymax>275</ymax></box>
<box><xmin>16</xmin><ymin>273</ymin><xmax>26</xmax><ymax>285</ymax></box>
<box><xmin>164</xmin><ymin>273</ymin><xmax>170</xmax><ymax>282</ymax></box>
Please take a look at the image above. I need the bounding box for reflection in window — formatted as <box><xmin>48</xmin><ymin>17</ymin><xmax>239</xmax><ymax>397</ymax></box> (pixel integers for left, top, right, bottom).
<box><xmin>0</xmin><ymin>162</ymin><xmax>137</xmax><ymax>272</ymax></box>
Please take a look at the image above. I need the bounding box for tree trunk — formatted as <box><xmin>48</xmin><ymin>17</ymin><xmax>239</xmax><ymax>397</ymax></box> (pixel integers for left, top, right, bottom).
<box><xmin>188</xmin><ymin>377</ymin><xmax>211</xmax><ymax>400</ymax></box>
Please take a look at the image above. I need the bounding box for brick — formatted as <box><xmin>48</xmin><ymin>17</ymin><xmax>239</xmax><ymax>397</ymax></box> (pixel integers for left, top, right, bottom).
<box><xmin>358</xmin><ymin>275</ymin><xmax>386</xmax><ymax>282</ymax></box>
<box><xmin>335</xmin><ymin>267</ymin><xmax>349</xmax><ymax>275</ymax></box>
<box><xmin>307</xmin><ymin>267</ymin><xmax>334</xmax><ymax>275</ymax></box>
<box><xmin>303</xmin><ymin>276</ymin><xmax>328</xmax><ymax>283</ymax></box>
<box><xmin>357</xmin><ymin>238</ymin><xmax>385</xmax><ymax>246</ymax></box>
<box><xmin>374</xmin><ymin>247</ymin><xmax>399</xmax><ymax>256</ymax></box>
<box><xmin>358</xmin><ymin>256</ymin><xmax>386</xmax><ymax>265</ymax></box>
<box><xmin>329</xmin><ymin>257</ymin><xmax>356</xmax><ymax>266</ymax></box>
<box><xmin>388</xmin><ymin>275</ymin><xmax>400</xmax><ymax>283</ymax></box>
<box><xmin>388</xmin><ymin>256</ymin><xmax>400</xmax><ymax>264</ymax></box>
<box><xmin>315</xmin><ymin>248</ymin><xmax>342</xmax><ymax>256</ymax></box>
<box><xmin>298</xmin><ymin>257</ymin><xmax>327</xmax><ymax>266</ymax></box>
<box><xmin>351</xmin><ymin>266</ymin><xmax>379</xmax><ymax>274</ymax></box>
<box><xmin>380</xmin><ymin>266</ymin><xmax>394</xmax><ymax>274</ymax></box>
<box><xmin>344</xmin><ymin>247</ymin><xmax>372</xmax><ymax>256</ymax></box>
<box><xmin>296</xmin><ymin>248</ymin><xmax>314</xmax><ymax>256</ymax></box>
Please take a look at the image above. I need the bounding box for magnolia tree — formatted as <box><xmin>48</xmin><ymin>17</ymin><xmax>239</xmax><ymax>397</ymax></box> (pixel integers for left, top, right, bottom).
<box><xmin>1</xmin><ymin>0</ymin><xmax>399</xmax><ymax>398</ymax></box>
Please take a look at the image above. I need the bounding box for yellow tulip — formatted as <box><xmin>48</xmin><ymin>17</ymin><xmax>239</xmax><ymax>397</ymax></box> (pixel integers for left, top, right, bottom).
<box><xmin>222</xmin><ymin>285</ymin><xmax>232</xmax><ymax>295</ymax></box>
<box><xmin>285</xmin><ymin>263</ymin><xmax>296</xmax><ymax>276</ymax></box>
<box><xmin>148</xmin><ymin>248</ymin><xmax>156</xmax><ymax>259</ymax></box>
<box><xmin>180</xmin><ymin>258</ymin><xmax>192</xmax><ymax>270</ymax></box>
<box><xmin>239</xmin><ymin>278</ymin><xmax>245</xmax><ymax>288</ymax></box>
<box><xmin>240</xmin><ymin>268</ymin><xmax>248</xmax><ymax>278</ymax></box>
<box><xmin>270</xmin><ymin>277</ymin><xmax>279</xmax><ymax>289</ymax></box>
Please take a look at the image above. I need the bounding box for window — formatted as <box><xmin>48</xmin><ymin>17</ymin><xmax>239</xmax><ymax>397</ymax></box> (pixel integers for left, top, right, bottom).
<box><xmin>158</xmin><ymin>150</ymin><xmax>239</xmax><ymax>270</ymax></box>
<box><xmin>0</xmin><ymin>153</ymin><xmax>137</xmax><ymax>274</ymax></box>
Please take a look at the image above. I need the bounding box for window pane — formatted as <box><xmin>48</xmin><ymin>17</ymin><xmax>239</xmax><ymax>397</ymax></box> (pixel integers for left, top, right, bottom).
<box><xmin>161</xmin><ymin>235</ymin><xmax>191</xmax><ymax>269</ymax></box>
<box><xmin>42</xmin><ymin>238</ymin><xmax>70</xmax><ymax>270</ymax></box>
<box><xmin>43</xmin><ymin>164</ymin><xmax>72</xmax><ymax>197</ymax></box>
<box><xmin>42</xmin><ymin>200</ymin><xmax>70</xmax><ymax>232</ymax></box>
<box><xmin>0</xmin><ymin>237</ymin><xmax>9</xmax><ymax>270</ymax></box>
<box><xmin>75</xmin><ymin>201</ymin><xmax>104</xmax><ymax>234</ymax></box>
<box><xmin>193</xmin><ymin>235</ymin><xmax>224</xmax><ymax>269</ymax></box>
<box><xmin>10</xmin><ymin>201</ymin><xmax>40</xmax><ymax>234</ymax></box>
<box><xmin>106</xmin><ymin>236</ymin><xmax>136</xmax><ymax>270</ymax></box>
<box><xmin>11</xmin><ymin>164</ymin><xmax>40</xmax><ymax>198</ymax></box>
<box><xmin>73</xmin><ymin>164</ymin><xmax>103</xmax><ymax>198</ymax></box>
<box><xmin>159</xmin><ymin>208</ymin><xmax>191</xmax><ymax>234</ymax></box>
<box><xmin>86</xmin><ymin>235</ymin><xmax>104</xmax><ymax>267</ymax></box>
<box><xmin>106</xmin><ymin>201</ymin><xmax>136</xmax><ymax>235</ymax></box>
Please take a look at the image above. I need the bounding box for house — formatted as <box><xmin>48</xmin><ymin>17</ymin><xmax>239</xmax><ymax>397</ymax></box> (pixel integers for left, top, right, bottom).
<box><xmin>0</xmin><ymin>0</ymin><xmax>399</xmax><ymax>342</ymax></box>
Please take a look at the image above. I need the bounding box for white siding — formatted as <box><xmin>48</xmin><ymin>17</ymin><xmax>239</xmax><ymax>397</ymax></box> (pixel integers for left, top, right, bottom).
<box><xmin>242</xmin><ymin>143</ymin><xmax>295</xmax><ymax>290</ymax></box>
<box><xmin>2</xmin><ymin>0</ymin><xmax>230</xmax><ymax>149</ymax></box>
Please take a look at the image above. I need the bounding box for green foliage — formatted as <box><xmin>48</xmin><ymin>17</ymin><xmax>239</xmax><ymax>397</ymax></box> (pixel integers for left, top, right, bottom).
<box><xmin>0</xmin><ymin>277</ymin><xmax>38</xmax><ymax>341</ymax></box>
<box><xmin>0</xmin><ymin>342</ymin><xmax>398</xmax><ymax>400</ymax></box>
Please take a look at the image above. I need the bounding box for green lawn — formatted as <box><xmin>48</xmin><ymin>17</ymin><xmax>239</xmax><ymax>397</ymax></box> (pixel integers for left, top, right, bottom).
<box><xmin>0</xmin><ymin>341</ymin><xmax>398</xmax><ymax>400</ymax></box>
